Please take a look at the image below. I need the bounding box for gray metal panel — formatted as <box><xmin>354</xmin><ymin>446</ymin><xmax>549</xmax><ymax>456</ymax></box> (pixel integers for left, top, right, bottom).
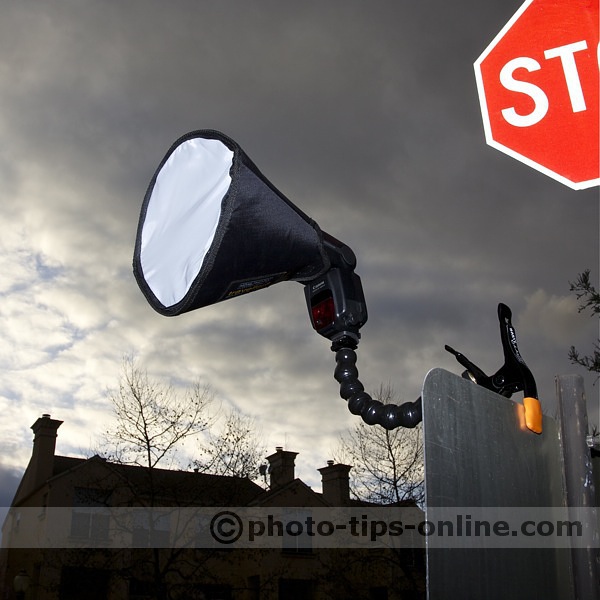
<box><xmin>555</xmin><ymin>375</ymin><xmax>600</xmax><ymax>600</ymax></box>
<box><xmin>422</xmin><ymin>368</ymin><xmax>573</xmax><ymax>600</ymax></box>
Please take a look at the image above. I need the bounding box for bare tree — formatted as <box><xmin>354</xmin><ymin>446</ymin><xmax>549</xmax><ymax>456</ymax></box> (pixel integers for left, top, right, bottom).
<box><xmin>329</xmin><ymin>386</ymin><xmax>426</xmax><ymax>598</ymax></box>
<box><xmin>334</xmin><ymin>384</ymin><xmax>424</xmax><ymax>506</ymax></box>
<box><xmin>569</xmin><ymin>269</ymin><xmax>600</xmax><ymax>378</ymax></box>
<box><xmin>102</xmin><ymin>356</ymin><xmax>215</xmax><ymax>470</ymax></box>
<box><xmin>94</xmin><ymin>357</ymin><xmax>266</xmax><ymax>600</ymax></box>
<box><xmin>193</xmin><ymin>408</ymin><xmax>266</xmax><ymax>480</ymax></box>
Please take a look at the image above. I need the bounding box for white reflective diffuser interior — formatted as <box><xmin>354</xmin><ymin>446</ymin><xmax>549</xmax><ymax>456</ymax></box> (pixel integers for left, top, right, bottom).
<box><xmin>139</xmin><ymin>138</ymin><xmax>234</xmax><ymax>307</ymax></box>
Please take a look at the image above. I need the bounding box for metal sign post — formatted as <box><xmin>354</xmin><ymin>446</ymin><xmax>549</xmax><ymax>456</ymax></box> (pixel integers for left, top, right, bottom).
<box><xmin>555</xmin><ymin>375</ymin><xmax>600</xmax><ymax>600</ymax></box>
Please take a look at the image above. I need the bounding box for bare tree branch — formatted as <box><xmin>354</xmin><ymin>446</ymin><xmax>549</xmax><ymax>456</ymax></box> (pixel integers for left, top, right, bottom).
<box><xmin>193</xmin><ymin>409</ymin><xmax>266</xmax><ymax>480</ymax></box>
<box><xmin>102</xmin><ymin>356</ymin><xmax>214</xmax><ymax>471</ymax></box>
<box><xmin>569</xmin><ymin>270</ymin><xmax>600</xmax><ymax>378</ymax></box>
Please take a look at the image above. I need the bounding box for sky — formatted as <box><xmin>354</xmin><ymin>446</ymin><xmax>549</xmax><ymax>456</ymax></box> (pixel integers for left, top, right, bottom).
<box><xmin>0</xmin><ymin>0</ymin><xmax>598</xmax><ymax>505</ymax></box>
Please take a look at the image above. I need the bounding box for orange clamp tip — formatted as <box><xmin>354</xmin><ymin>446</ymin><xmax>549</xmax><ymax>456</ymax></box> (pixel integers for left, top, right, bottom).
<box><xmin>523</xmin><ymin>397</ymin><xmax>542</xmax><ymax>434</ymax></box>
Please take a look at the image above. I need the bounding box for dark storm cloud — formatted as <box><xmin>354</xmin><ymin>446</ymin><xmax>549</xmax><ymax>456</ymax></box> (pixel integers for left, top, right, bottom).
<box><xmin>0</xmin><ymin>0</ymin><xmax>597</xmax><ymax>484</ymax></box>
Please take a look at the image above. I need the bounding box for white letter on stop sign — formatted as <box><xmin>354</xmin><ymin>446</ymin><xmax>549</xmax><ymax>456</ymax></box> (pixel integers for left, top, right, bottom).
<box><xmin>500</xmin><ymin>57</ymin><xmax>548</xmax><ymax>127</ymax></box>
<box><xmin>544</xmin><ymin>40</ymin><xmax>588</xmax><ymax>112</ymax></box>
<box><xmin>499</xmin><ymin>40</ymin><xmax>589</xmax><ymax>127</ymax></box>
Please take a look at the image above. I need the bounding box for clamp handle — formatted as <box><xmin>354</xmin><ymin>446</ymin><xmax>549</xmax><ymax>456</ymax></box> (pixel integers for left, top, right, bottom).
<box><xmin>446</xmin><ymin>303</ymin><xmax>542</xmax><ymax>434</ymax></box>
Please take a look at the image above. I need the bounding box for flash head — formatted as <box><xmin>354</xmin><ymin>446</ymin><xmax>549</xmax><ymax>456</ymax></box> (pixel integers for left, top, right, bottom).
<box><xmin>304</xmin><ymin>234</ymin><xmax>368</xmax><ymax>347</ymax></box>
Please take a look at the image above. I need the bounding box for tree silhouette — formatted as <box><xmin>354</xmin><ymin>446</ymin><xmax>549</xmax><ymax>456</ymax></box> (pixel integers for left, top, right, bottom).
<box><xmin>102</xmin><ymin>356</ymin><xmax>215</xmax><ymax>470</ymax></box>
<box><xmin>96</xmin><ymin>357</ymin><xmax>265</xmax><ymax>600</ymax></box>
<box><xmin>568</xmin><ymin>270</ymin><xmax>600</xmax><ymax>378</ymax></box>
<box><xmin>193</xmin><ymin>408</ymin><xmax>266</xmax><ymax>480</ymax></box>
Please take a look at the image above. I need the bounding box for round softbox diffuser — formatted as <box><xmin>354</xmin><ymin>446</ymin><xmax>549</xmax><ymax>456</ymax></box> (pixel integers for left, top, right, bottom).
<box><xmin>133</xmin><ymin>130</ymin><xmax>330</xmax><ymax>316</ymax></box>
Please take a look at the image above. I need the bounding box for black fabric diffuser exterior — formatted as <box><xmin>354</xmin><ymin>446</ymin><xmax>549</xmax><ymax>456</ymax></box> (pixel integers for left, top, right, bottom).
<box><xmin>133</xmin><ymin>130</ymin><xmax>330</xmax><ymax>316</ymax></box>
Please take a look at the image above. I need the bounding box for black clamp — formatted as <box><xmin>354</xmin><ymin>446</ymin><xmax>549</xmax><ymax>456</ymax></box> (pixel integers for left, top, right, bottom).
<box><xmin>445</xmin><ymin>303</ymin><xmax>542</xmax><ymax>434</ymax></box>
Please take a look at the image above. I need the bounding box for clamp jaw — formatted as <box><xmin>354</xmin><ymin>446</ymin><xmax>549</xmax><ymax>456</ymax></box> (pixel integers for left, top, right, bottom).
<box><xmin>445</xmin><ymin>303</ymin><xmax>542</xmax><ymax>434</ymax></box>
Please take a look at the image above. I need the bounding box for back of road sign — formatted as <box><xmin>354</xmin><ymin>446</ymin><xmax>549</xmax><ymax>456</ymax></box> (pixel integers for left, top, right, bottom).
<box><xmin>422</xmin><ymin>368</ymin><xmax>573</xmax><ymax>600</ymax></box>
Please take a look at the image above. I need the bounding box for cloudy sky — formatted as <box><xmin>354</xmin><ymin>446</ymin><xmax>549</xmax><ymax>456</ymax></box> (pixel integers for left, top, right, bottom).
<box><xmin>1</xmin><ymin>0</ymin><xmax>598</xmax><ymax>502</ymax></box>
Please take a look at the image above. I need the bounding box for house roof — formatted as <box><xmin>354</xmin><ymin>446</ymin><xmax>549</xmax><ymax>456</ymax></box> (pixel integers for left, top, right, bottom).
<box><xmin>12</xmin><ymin>452</ymin><xmax>423</xmax><ymax>516</ymax></box>
<box><xmin>52</xmin><ymin>455</ymin><xmax>86</xmax><ymax>477</ymax></box>
<box><xmin>95</xmin><ymin>459</ymin><xmax>264</xmax><ymax>506</ymax></box>
<box><xmin>14</xmin><ymin>454</ymin><xmax>264</xmax><ymax>508</ymax></box>
<box><xmin>250</xmin><ymin>477</ymin><xmax>330</xmax><ymax>508</ymax></box>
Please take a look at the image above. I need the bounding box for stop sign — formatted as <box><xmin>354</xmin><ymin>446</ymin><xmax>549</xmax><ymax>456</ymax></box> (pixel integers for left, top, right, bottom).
<box><xmin>474</xmin><ymin>0</ymin><xmax>599</xmax><ymax>190</ymax></box>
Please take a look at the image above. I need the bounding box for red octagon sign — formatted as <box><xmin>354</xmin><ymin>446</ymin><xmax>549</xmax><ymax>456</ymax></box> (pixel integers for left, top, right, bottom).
<box><xmin>475</xmin><ymin>0</ymin><xmax>599</xmax><ymax>190</ymax></box>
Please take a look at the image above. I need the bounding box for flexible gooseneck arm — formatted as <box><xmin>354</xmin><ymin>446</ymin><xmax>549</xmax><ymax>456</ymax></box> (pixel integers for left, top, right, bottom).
<box><xmin>333</xmin><ymin>345</ymin><xmax>422</xmax><ymax>430</ymax></box>
<box><xmin>305</xmin><ymin>236</ymin><xmax>422</xmax><ymax>430</ymax></box>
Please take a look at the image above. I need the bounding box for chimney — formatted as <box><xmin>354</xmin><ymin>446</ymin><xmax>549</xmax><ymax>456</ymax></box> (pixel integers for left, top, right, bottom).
<box><xmin>29</xmin><ymin>414</ymin><xmax>63</xmax><ymax>490</ymax></box>
<box><xmin>318</xmin><ymin>460</ymin><xmax>352</xmax><ymax>506</ymax></box>
<box><xmin>266</xmin><ymin>447</ymin><xmax>298</xmax><ymax>489</ymax></box>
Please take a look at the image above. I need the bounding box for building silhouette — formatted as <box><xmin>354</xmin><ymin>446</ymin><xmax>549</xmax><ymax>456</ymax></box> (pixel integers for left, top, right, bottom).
<box><xmin>1</xmin><ymin>415</ymin><xmax>425</xmax><ymax>600</ymax></box>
